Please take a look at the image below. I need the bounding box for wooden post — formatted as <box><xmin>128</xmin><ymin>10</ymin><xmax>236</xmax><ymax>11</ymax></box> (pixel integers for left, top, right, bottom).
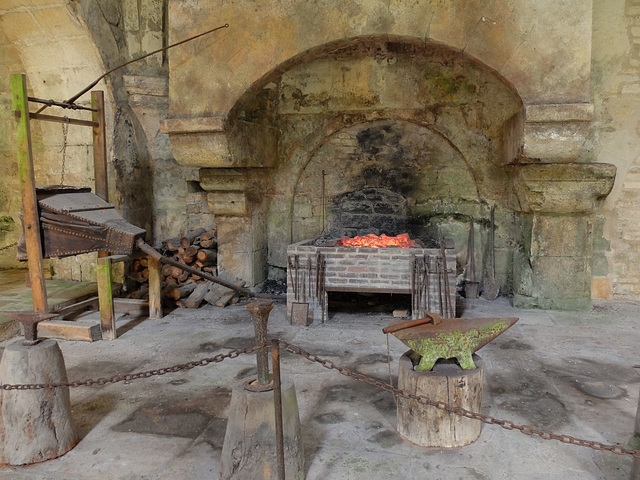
<box><xmin>11</xmin><ymin>74</ymin><xmax>48</xmax><ymax>313</ymax></box>
<box><xmin>96</xmin><ymin>256</ymin><xmax>116</xmax><ymax>340</ymax></box>
<box><xmin>147</xmin><ymin>255</ymin><xmax>163</xmax><ymax>319</ymax></box>
<box><xmin>91</xmin><ymin>91</ymin><xmax>108</xmax><ymax>202</ymax></box>
<box><xmin>91</xmin><ymin>91</ymin><xmax>110</xmax><ymax>262</ymax></box>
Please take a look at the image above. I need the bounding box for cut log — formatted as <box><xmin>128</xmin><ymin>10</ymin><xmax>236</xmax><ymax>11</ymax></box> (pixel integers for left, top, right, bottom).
<box><xmin>171</xmin><ymin>266</ymin><xmax>185</xmax><ymax>278</ymax></box>
<box><xmin>199</xmin><ymin>230</ymin><xmax>216</xmax><ymax>248</ymax></box>
<box><xmin>204</xmin><ymin>289</ymin><xmax>222</xmax><ymax>306</ymax></box>
<box><xmin>164</xmin><ymin>237</ymin><xmax>182</xmax><ymax>252</ymax></box>
<box><xmin>184</xmin><ymin>281</ymin><xmax>212</xmax><ymax>308</ymax></box>
<box><xmin>161</xmin><ymin>263</ymin><xmax>174</xmax><ymax>277</ymax></box>
<box><xmin>196</xmin><ymin>248</ymin><xmax>217</xmax><ymax>265</ymax></box>
<box><xmin>164</xmin><ymin>283</ymin><xmax>198</xmax><ymax>300</ymax></box>
<box><xmin>175</xmin><ymin>270</ymin><xmax>189</xmax><ymax>283</ymax></box>
<box><xmin>180</xmin><ymin>227</ymin><xmax>207</xmax><ymax>248</ymax></box>
<box><xmin>217</xmin><ymin>280</ymin><xmax>246</xmax><ymax>307</ymax></box>
<box><xmin>185</xmin><ymin>245</ymin><xmax>199</xmax><ymax>257</ymax></box>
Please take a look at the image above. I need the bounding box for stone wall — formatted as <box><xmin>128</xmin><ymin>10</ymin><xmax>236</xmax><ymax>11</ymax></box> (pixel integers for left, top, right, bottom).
<box><xmin>592</xmin><ymin>0</ymin><xmax>640</xmax><ymax>298</ymax></box>
<box><xmin>4</xmin><ymin>1</ymin><xmax>640</xmax><ymax>308</ymax></box>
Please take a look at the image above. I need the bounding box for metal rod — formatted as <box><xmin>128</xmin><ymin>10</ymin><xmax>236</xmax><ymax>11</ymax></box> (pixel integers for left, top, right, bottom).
<box><xmin>271</xmin><ymin>339</ymin><xmax>286</xmax><ymax>480</ymax></box>
<box><xmin>64</xmin><ymin>23</ymin><xmax>230</xmax><ymax>106</ymax></box>
<box><xmin>28</xmin><ymin>97</ymin><xmax>98</xmax><ymax>112</ymax></box>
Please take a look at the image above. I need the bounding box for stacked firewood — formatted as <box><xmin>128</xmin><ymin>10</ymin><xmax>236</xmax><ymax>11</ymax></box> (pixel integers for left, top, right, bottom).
<box><xmin>125</xmin><ymin>227</ymin><xmax>243</xmax><ymax>309</ymax></box>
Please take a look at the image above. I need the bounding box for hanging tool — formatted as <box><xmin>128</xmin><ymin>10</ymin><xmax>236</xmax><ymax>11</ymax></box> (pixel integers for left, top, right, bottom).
<box><xmin>484</xmin><ymin>206</ymin><xmax>500</xmax><ymax>300</ymax></box>
<box><xmin>465</xmin><ymin>218</ymin><xmax>479</xmax><ymax>299</ymax></box>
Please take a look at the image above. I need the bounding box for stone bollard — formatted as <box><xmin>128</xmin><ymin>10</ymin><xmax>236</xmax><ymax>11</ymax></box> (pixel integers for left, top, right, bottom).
<box><xmin>0</xmin><ymin>311</ymin><xmax>77</xmax><ymax>466</ymax></box>
<box><xmin>220</xmin><ymin>302</ymin><xmax>304</xmax><ymax>479</ymax></box>
<box><xmin>0</xmin><ymin>338</ymin><xmax>78</xmax><ymax>465</ymax></box>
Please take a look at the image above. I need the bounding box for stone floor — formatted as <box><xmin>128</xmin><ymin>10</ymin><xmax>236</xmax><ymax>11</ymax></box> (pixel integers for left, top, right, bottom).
<box><xmin>0</xmin><ymin>270</ymin><xmax>639</xmax><ymax>479</ymax></box>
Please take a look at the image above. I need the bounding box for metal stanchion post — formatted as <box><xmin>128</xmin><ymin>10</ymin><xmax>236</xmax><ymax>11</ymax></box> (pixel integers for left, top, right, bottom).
<box><xmin>272</xmin><ymin>339</ymin><xmax>286</xmax><ymax>480</ymax></box>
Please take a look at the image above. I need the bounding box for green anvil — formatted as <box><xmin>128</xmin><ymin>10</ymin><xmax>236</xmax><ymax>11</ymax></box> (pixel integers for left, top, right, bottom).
<box><xmin>384</xmin><ymin>314</ymin><xmax>519</xmax><ymax>371</ymax></box>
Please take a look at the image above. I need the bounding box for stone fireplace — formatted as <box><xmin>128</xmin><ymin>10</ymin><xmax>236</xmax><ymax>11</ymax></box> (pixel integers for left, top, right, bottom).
<box><xmin>161</xmin><ymin>0</ymin><xmax>616</xmax><ymax>310</ymax></box>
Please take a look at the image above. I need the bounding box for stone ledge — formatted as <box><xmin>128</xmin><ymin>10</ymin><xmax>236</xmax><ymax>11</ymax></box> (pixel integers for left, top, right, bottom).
<box><xmin>160</xmin><ymin>116</ymin><xmax>226</xmax><ymax>134</ymax></box>
<box><xmin>512</xmin><ymin>163</ymin><xmax>616</xmax><ymax>213</ymax></box>
<box><xmin>525</xmin><ymin>103</ymin><xmax>594</xmax><ymax>123</ymax></box>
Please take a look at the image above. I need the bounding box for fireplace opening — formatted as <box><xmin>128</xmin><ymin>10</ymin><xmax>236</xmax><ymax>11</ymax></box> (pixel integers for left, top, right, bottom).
<box><xmin>327</xmin><ymin>291</ymin><xmax>411</xmax><ymax>317</ymax></box>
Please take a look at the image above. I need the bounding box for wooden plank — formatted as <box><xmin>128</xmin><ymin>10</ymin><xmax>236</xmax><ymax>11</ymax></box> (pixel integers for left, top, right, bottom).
<box><xmin>113</xmin><ymin>298</ymin><xmax>148</xmax><ymax>315</ymax></box>
<box><xmin>147</xmin><ymin>255</ymin><xmax>163</xmax><ymax>319</ymax></box>
<box><xmin>54</xmin><ymin>296</ymin><xmax>100</xmax><ymax>320</ymax></box>
<box><xmin>38</xmin><ymin>321</ymin><xmax>102</xmax><ymax>342</ymax></box>
<box><xmin>12</xmin><ymin>74</ymin><xmax>48</xmax><ymax>313</ymax></box>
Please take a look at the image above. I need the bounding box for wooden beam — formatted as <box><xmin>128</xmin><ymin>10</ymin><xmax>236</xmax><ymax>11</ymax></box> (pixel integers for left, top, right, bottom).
<box><xmin>27</xmin><ymin>112</ymin><xmax>98</xmax><ymax>128</ymax></box>
<box><xmin>11</xmin><ymin>74</ymin><xmax>48</xmax><ymax>313</ymax></box>
<box><xmin>38</xmin><ymin>321</ymin><xmax>102</xmax><ymax>342</ymax></box>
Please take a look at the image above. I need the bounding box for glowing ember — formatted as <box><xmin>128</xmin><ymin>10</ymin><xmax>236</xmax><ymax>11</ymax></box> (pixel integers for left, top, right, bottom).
<box><xmin>338</xmin><ymin>233</ymin><xmax>417</xmax><ymax>248</ymax></box>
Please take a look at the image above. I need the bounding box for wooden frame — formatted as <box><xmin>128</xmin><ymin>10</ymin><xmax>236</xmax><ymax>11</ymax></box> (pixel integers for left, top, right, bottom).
<box><xmin>11</xmin><ymin>74</ymin><xmax>162</xmax><ymax>341</ymax></box>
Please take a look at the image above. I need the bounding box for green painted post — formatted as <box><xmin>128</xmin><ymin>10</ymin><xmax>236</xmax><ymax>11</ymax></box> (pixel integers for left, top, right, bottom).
<box><xmin>11</xmin><ymin>74</ymin><xmax>48</xmax><ymax>313</ymax></box>
<box><xmin>96</xmin><ymin>257</ymin><xmax>116</xmax><ymax>340</ymax></box>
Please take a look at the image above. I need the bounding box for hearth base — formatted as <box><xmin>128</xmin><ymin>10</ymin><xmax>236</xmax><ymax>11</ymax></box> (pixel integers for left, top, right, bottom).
<box><xmin>286</xmin><ymin>239</ymin><xmax>456</xmax><ymax>325</ymax></box>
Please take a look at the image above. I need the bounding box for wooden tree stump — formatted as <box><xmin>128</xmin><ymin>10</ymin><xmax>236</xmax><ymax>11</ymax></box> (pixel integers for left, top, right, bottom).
<box><xmin>397</xmin><ymin>351</ymin><xmax>484</xmax><ymax>447</ymax></box>
<box><xmin>0</xmin><ymin>339</ymin><xmax>77</xmax><ymax>465</ymax></box>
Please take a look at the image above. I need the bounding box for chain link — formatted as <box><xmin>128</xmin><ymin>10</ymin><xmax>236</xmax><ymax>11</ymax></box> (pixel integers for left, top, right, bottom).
<box><xmin>278</xmin><ymin>341</ymin><xmax>640</xmax><ymax>460</ymax></box>
<box><xmin>0</xmin><ymin>343</ymin><xmax>264</xmax><ymax>391</ymax></box>
<box><xmin>0</xmin><ymin>242</ymin><xmax>18</xmax><ymax>252</ymax></box>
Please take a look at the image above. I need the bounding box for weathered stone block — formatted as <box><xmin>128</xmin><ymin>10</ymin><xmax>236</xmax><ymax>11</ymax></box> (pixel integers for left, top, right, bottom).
<box><xmin>199</xmin><ymin>169</ymin><xmax>247</xmax><ymax>191</ymax></box>
<box><xmin>531</xmin><ymin>256</ymin><xmax>591</xmax><ymax>298</ymax></box>
<box><xmin>207</xmin><ymin>192</ymin><xmax>247</xmax><ymax>216</ymax></box>
<box><xmin>531</xmin><ymin>214</ymin><xmax>592</xmax><ymax>257</ymax></box>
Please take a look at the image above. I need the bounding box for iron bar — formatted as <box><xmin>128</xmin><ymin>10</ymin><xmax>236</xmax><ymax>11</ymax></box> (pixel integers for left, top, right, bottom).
<box><xmin>272</xmin><ymin>339</ymin><xmax>286</xmax><ymax>480</ymax></box>
<box><xmin>27</xmin><ymin>97</ymin><xmax>98</xmax><ymax>112</ymax></box>
<box><xmin>63</xmin><ymin>24</ymin><xmax>230</xmax><ymax>106</ymax></box>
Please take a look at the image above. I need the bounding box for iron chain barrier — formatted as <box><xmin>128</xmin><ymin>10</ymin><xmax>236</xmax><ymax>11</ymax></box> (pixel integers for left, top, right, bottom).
<box><xmin>0</xmin><ymin>343</ymin><xmax>265</xmax><ymax>391</ymax></box>
<box><xmin>0</xmin><ymin>338</ymin><xmax>638</xmax><ymax>460</ymax></box>
<box><xmin>0</xmin><ymin>242</ymin><xmax>18</xmax><ymax>252</ymax></box>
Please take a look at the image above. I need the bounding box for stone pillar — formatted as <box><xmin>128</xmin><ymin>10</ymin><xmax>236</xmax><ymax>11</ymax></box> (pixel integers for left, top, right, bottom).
<box><xmin>163</xmin><ymin>118</ymin><xmax>278</xmax><ymax>288</ymax></box>
<box><xmin>512</xmin><ymin>163</ymin><xmax>616</xmax><ymax>310</ymax></box>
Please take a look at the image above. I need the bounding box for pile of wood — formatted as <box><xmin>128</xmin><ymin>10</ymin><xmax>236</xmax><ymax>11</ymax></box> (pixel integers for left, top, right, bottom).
<box><xmin>125</xmin><ymin>227</ymin><xmax>244</xmax><ymax>309</ymax></box>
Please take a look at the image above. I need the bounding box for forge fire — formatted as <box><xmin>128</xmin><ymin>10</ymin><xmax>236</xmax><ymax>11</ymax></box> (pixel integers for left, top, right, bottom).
<box><xmin>337</xmin><ymin>233</ymin><xmax>418</xmax><ymax>248</ymax></box>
